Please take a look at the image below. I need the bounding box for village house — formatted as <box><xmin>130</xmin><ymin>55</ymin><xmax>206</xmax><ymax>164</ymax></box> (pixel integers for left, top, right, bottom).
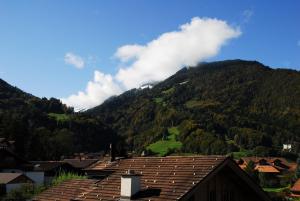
<box><xmin>0</xmin><ymin>173</ymin><xmax>34</xmax><ymax>195</ymax></box>
<box><xmin>0</xmin><ymin>140</ymin><xmax>44</xmax><ymax>185</ymax></box>
<box><xmin>34</xmin><ymin>156</ymin><xmax>271</xmax><ymax>201</ymax></box>
<box><xmin>237</xmin><ymin>157</ymin><xmax>296</xmax><ymax>174</ymax></box>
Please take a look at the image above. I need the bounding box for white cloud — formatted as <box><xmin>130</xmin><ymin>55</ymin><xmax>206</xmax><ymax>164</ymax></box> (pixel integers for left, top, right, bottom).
<box><xmin>64</xmin><ymin>52</ymin><xmax>85</xmax><ymax>69</ymax></box>
<box><xmin>61</xmin><ymin>71</ymin><xmax>122</xmax><ymax>111</ymax></box>
<box><xmin>62</xmin><ymin>17</ymin><xmax>241</xmax><ymax>110</ymax></box>
<box><xmin>115</xmin><ymin>17</ymin><xmax>241</xmax><ymax>89</ymax></box>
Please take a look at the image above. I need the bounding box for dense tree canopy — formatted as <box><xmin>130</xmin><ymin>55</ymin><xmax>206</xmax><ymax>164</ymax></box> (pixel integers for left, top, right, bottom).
<box><xmin>0</xmin><ymin>79</ymin><xmax>120</xmax><ymax>160</ymax></box>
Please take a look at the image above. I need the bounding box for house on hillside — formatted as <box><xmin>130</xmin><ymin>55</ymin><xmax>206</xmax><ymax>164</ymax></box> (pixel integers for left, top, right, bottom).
<box><xmin>34</xmin><ymin>156</ymin><xmax>271</xmax><ymax>201</ymax></box>
<box><xmin>0</xmin><ymin>173</ymin><xmax>33</xmax><ymax>195</ymax></box>
<box><xmin>238</xmin><ymin>157</ymin><xmax>295</xmax><ymax>174</ymax></box>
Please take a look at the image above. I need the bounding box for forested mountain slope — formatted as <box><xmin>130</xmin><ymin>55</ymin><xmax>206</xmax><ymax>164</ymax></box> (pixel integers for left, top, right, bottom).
<box><xmin>0</xmin><ymin>79</ymin><xmax>118</xmax><ymax>160</ymax></box>
<box><xmin>88</xmin><ymin>60</ymin><xmax>300</xmax><ymax>156</ymax></box>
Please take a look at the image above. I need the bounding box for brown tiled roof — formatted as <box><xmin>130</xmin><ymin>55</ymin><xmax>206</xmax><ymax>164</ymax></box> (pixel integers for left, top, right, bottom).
<box><xmin>291</xmin><ymin>179</ymin><xmax>300</xmax><ymax>193</ymax></box>
<box><xmin>255</xmin><ymin>165</ymin><xmax>280</xmax><ymax>173</ymax></box>
<box><xmin>85</xmin><ymin>156</ymin><xmax>226</xmax><ymax>200</ymax></box>
<box><xmin>63</xmin><ymin>159</ymin><xmax>98</xmax><ymax>169</ymax></box>
<box><xmin>0</xmin><ymin>173</ymin><xmax>32</xmax><ymax>184</ymax></box>
<box><xmin>34</xmin><ymin>156</ymin><xmax>271</xmax><ymax>201</ymax></box>
<box><xmin>33</xmin><ymin>179</ymin><xmax>97</xmax><ymax>201</ymax></box>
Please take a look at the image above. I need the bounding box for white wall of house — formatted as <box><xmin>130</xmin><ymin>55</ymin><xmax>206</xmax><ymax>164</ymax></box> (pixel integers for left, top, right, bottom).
<box><xmin>25</xmin><ymin>172</ymin><xmax>44</xmax><ymax>185</ymax></box>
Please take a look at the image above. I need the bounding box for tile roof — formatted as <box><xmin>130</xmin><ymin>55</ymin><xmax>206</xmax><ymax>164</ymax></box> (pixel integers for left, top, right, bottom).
<box><xmin>0</xmin><ymin>173</ymin><xmax>32</xmax><ymax>184</ymax></box>
<box><xmin>254</xmin><ymin>165</ymin><xmax>280</xmax><ymax>173</ymax></box>
<box><xmin>34</xmin><ymin>156</ymin><xmax>227</xmax><ymax>201</ymax></box>
<box><xmin>85</xmin><ymin>156</ymin><xmax>226</xmax><ymax>200</ymax></box>
<box><xmin>33</xmin><ymin>179</ymin><xmax>97</xmax><ymax>201</ymax></box>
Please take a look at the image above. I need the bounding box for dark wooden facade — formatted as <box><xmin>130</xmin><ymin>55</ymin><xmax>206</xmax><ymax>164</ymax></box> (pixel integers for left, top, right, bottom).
<box><xmin>182</xmin><ymin>163</ymin><xmax>269</xmax><ymax>201</ymax></box>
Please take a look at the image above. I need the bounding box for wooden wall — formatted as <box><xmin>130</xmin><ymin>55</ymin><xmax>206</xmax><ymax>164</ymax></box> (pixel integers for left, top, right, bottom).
<box><xmin>182</xmin><ymin>166</ymin><xmax>264</xmax><ymax>201</ymax></box>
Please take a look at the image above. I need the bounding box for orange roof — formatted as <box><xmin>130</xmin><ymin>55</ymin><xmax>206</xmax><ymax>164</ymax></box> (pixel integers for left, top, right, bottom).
<box><xmin>255</xmin><ymin>165</ymin><xmax>280</xmax><ymax>173</ymax></box>
<box><xmin>239</xmin><ymin>164</ymin><xmax>247</xmax><ymax>169</ymax></box>
<box><xmin>291</xmin><ymin>179</ymin><xmax>300</xmax><ymax>193</ymax></box>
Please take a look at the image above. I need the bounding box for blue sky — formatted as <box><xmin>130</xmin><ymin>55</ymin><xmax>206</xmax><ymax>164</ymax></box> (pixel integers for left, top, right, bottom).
<box><xmin>0</xmin><ymin>1</ymin><xmax>299</xmax><ymax>109</ymax></box>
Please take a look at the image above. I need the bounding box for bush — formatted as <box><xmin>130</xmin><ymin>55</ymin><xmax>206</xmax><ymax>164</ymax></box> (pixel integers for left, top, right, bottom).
<box><xmin>51</xmin><ymin>171</ymin><xmax>87</xmax><ymax>186</ymax></box>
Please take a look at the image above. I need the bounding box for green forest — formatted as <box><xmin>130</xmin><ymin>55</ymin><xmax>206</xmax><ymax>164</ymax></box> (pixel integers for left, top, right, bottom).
<box><xmin>0</xmin><ymin>79</ymin><xmax>121</xmax><ymax>160</ymax></box>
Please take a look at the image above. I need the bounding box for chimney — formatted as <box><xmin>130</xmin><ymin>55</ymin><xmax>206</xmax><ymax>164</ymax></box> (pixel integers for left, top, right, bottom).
<box><xmin>120</xmin><ymin>170</ymin><xmax>141</xmax><ymax>200</ymax></box>
<box><xmin>110</xmin><ymin>143</ymin><xmax>116</xmax><ymax>162</ymax></box>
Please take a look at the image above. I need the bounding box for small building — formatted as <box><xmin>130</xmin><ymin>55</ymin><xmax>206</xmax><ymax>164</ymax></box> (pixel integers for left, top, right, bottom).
<box><xmin>34</xmin><ymin>156</ymin><xmax>271</xmax><ymax>201</ymax></box>
<box><xmin>0</xmin><ymin>173</ymin><xmax>33</xmax><ymax>195</ymax></box>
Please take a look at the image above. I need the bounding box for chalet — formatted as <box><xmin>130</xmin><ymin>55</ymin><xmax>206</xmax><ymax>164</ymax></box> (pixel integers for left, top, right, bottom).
<box><xmin>0</xmin><ymin>173</ymin><xmax>33</xmax><ymax>195</ymax></box>
<box><xmin>34</xmin><ymin>156</ymin><xmax>271</xmax><ymax>201</ymax></box>
<box><xmin>238</xmin><ymin>157</ymin><xmax>295</xmax><ymax>174</ymax></box>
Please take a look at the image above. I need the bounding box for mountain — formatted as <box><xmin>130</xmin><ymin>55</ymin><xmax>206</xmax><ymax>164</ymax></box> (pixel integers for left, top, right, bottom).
<box><xmin>88</xmin><ymin>60</ymin><xmax>300</xmax><ymax>157</ymax></box>
<box><xmin>0</xmin><ymin>79</ymin><xmax>119</xmax><ymax>160</ymax></box>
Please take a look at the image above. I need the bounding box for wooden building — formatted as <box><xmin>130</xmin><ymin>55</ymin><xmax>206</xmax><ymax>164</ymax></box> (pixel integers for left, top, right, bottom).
<box><xmin>34</xmin><ymin>156</ymin><xmax>271</xmax><ymax>201</ymax></box>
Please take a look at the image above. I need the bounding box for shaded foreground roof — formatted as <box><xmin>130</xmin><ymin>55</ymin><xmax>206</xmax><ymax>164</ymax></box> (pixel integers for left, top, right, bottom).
<box><xmin>0</xmin><ymin>173</ymin><xmax>32</xmax><ymax>184</ymax></box>
<box><xmin>34</xmin><ymin>179</ymin><xmax>97</xmax><ymax>201</ymax></box>
<box><xmin>86</xmin><ymin>156</ymin><xmax>228</xmax><ymax>200</ymax></box>
<box><xmin>35</xmin><ymin>156</ymin><xmax>225</xmax><ymax>201</ymax></box>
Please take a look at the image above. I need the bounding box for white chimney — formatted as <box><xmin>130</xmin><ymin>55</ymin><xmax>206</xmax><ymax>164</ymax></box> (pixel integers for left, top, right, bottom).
<box><xmin>120</xmin><ymin>170</ymin><xmax>141</xmax><ymax>199</ymax></box>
